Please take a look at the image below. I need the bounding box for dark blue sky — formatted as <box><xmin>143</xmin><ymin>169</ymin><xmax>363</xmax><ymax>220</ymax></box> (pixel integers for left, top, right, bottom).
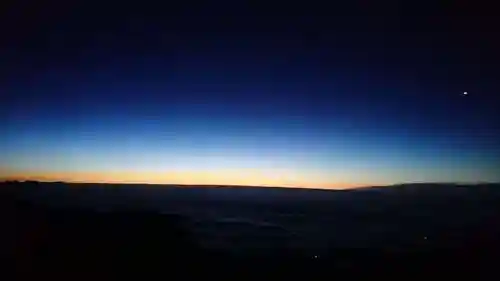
<box><xmin>1</xmin><ymin>2</ymin><xmax>499</xmax><ymax>187</ymax></box>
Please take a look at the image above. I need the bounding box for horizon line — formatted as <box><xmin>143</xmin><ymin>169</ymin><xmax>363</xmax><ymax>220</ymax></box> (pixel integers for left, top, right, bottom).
<box><xmin>2</xmin><ymin>179</ymin><xmax>498</xmax><ymax>191</ymax></box>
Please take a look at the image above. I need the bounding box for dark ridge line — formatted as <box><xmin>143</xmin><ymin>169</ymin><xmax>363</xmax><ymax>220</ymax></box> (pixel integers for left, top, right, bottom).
<box><xmin>2</xmin><ymin>180</ymin><xmax>499</xmax><ymax>193</ymax></box>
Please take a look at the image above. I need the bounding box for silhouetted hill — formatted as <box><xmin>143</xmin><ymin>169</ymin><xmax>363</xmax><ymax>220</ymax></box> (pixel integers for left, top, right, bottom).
<box><xmin>2</xmin><ymin>181</ymin><xmax>500</xmax><ymax>277</ymax></box>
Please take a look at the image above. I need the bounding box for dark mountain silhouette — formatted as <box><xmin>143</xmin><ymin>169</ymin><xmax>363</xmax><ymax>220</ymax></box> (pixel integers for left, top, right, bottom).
<box><xmin>2</xmin><ymin>181</ymin><xmax>500</xmax><ymax>277</ymax></box>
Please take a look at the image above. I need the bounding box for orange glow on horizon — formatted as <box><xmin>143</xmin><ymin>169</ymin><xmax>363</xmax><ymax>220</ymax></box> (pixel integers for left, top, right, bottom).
<box><xmin>0</xmin><ymin>168</ymin><xmax>368</xmax><ymax>189</ymax></box>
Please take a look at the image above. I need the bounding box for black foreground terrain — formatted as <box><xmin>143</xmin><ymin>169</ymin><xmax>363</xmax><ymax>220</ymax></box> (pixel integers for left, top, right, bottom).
<box><xmin>2</xmin><ymin>181</ymin><xmax>500</xmax><ymax>278</ymax></box>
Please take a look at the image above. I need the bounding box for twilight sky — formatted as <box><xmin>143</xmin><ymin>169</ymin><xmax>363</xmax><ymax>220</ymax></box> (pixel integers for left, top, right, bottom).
<box><xmin>1</xmin><ymin>2</ymin><xmax>499</xmax><ymax>188</ymax></box>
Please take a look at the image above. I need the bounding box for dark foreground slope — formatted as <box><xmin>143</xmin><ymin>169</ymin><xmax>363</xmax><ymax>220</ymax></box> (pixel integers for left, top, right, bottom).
<box><xmin>2</xmin><ymin>181</ymin><xmax>500</xmax><ymax>278</ymax></box>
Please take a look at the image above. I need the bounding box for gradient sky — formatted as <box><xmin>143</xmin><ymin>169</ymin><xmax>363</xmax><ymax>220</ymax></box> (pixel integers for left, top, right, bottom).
<box><xmin>1</xmin><ymin>2</ymin><xmax>499</xmax><ymax>188</ymax></box>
